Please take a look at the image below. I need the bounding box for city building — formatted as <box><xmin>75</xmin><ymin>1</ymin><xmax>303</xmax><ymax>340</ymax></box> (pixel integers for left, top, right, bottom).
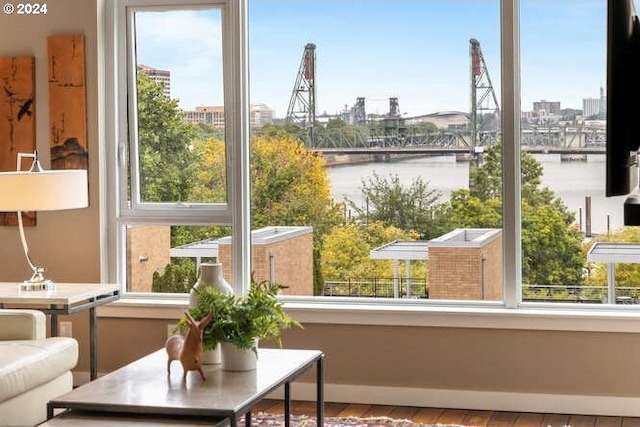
<box><xmin>137</xmin><ymin>64</ymin><xmax>171</xmax><ymax>98</ymax></box>
<box><xmin>183</xmin><ymin>104</ymin><xmax>275</xmax><ymax>127</ymax></box>
<box><xmin>583</xmin><ymin>87</ymin><xmax>607</xmax><ymax>119</ymax></box>
<box><xmin>532</xmin><ymin>99</ymin><xmax>561</xmax><ymax>116</ymax></box>
<box><xmin>183</xmin><ymin>106</ymin><xmax>225</xmax><ymax>126</ymax></box>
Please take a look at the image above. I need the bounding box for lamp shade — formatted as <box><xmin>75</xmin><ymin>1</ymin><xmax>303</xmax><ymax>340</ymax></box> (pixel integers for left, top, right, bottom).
<box><xmin>0</xmin><ymin>169</ymin><xmax>88</xmax><ymax>212</ymax></box>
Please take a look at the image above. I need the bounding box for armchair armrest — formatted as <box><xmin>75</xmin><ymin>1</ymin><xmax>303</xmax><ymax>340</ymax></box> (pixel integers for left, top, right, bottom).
<box><xmin>0</xmin><ymin>309</ymin><xmax>46</xmax><ymax>340</ymax></box>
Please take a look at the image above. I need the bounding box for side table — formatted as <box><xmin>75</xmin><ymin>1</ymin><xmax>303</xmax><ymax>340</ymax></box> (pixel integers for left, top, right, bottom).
<box><xmin>0</xmin><ymin>282</ymin><xmax>120</xmax><ymax>380</ymax></box>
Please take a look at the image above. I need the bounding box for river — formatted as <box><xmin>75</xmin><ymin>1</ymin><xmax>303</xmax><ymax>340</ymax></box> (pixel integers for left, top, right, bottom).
<box><xmin>327</xmin><ymin>154</ymin><xmax>626</xmax><ymax>235</ymax></box>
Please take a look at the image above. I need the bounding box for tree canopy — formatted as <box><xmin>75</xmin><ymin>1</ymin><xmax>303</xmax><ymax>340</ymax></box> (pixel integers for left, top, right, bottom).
<box><xmin>442</xmin><ymin>142</ymin><xmax>585</xmax><ymax>286</ymax></box>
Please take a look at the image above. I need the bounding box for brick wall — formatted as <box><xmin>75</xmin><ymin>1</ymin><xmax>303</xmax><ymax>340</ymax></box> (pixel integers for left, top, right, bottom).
<box><xmin>428</xmin><ymin>232</ymin><xmax>503</xmax><ymax>301</ymax></box>
<box><xmin>218</xmin><ymin>230</ymin><xmax>314</xmax><ymax>295</ymax></box>
<box><xmin>126</xmin><ymin>225</ymin><xmax>171</xmax><ymax>292</ymax></box>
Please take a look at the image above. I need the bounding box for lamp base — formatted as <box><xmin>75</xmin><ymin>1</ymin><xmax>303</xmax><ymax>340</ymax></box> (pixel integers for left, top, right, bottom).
<box><xmin>20</xmin><ymin>269</ymin><xmax>55</xmax><ymax>291</ymax></box>
<box><xmin>20</xmin><ymin>280</ymin><xmax>55</xmax><ymax>291</ymax></box>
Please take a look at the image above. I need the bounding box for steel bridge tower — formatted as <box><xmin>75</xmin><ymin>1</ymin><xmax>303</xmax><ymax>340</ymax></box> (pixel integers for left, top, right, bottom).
<box><xmin>469</xmin><ymin>38</ymin><xmax>500</xmax><ymax>151</ymax></box>
<box><xmin>286</xmin><ymin>43</ymin><xmax>316</xmax><ymax>145</ymax></box>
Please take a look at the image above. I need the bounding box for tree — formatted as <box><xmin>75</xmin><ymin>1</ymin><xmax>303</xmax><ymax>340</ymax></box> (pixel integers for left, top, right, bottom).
<box><xmin>586</xmin><ymin>228</ymin><xmax>640</xmax><ymax>291</ymax></box>
<box><xmin>348</xmin><ymin>172</ymin><xmax>449</xmax><ymax>240</ymax></box>
<box><xmin>321</xmin><ymin>222</ymin><xmax>423</xmax><ymax>281</ymax></box>
<box><xmin>250</xmin><ymin>133</ymin><xmax>343</xmax><ymax>235</ymax></box>
<box><xmin>440</xmin><ymin>142</ymin><xmax>585</xmax><ymax>287</ymax></box>
<box><xmin>136</xmin><ymin>72</ymin><xmax>198</xmax><ymax>202</ymax></box>
<box><xmin>188</xmin><ymin>131</ymin><xmax>344</xmax><ymax>294</ymax></box>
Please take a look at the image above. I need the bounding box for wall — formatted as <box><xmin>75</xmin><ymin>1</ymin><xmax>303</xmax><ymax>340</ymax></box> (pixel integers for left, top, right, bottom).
<box><xmin>0</xmin><ymin>0</ymin><xmax>101</xmax><ymax>285</ymax></box>
<box><xmin>3</xmin><ymin>2</ymin><xmax>640</xmax><ymax>415</ymax></box>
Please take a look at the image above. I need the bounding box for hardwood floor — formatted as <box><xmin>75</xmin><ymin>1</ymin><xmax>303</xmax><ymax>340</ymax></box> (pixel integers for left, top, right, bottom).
<box><xmin>252</xmin><ymin>399</ymin><xmax>640</xmax><ymax>426</ymax></box>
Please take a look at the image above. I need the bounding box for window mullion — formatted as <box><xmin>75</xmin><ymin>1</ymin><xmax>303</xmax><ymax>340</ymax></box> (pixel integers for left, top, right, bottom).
<box><xmin>500</xmin><ymin>0</ymin><xmax>522</xmax><ymax>309</ymax></box>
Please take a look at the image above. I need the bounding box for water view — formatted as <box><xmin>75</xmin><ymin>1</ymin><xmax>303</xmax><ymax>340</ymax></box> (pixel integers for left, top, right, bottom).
<box><xmin>328</xmin><ymin>154</ymin><xmax>625</xmax><ymax>236</ymax></box>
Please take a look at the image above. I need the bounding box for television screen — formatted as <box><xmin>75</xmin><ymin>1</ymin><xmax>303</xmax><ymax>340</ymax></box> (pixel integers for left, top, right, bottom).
<box><xmin>606</xmin><ymin>0</ymin><xmax>640</xmax><ymax>224</ymax></box>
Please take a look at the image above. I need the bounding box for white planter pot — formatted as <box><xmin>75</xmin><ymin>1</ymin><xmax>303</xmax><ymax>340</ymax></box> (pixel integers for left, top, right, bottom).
<box><xmin>221</xmin><ymin>342</ymin><xmax>258</xmax><ymax>371</ymax></box>
<box><xmin>201</xmin><ymin>343</ymin><xmax>221</xmax><ymax>365</ymax></box>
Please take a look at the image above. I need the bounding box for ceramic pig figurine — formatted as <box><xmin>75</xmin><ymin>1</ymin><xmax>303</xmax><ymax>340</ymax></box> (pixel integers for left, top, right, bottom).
<box><xmin>165</xmin><ymin>307</ymin><xmax>214</xmax><ymax>381</ymax></box>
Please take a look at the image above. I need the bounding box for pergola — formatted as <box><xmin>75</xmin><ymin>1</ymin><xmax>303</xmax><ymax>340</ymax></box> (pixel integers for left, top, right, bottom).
<box><xmin>369</xmin><ymin>240</ymin><xmax>430</xmax><ymax>298</ymax></box>
<box><xmin>586</xmin><ymin>242</ymin><xmax>640</xmax><ymax>303</ymax></box>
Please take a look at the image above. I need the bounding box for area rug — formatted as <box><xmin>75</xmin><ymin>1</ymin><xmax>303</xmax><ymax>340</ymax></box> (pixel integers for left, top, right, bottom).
<box><xmin>238</xmin><ymin>412</ymin><xmax>465</xmax><ymax>427</ymax></box>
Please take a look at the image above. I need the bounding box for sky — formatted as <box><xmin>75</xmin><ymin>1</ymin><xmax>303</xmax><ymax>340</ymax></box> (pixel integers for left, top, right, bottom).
<box><xmin>135</xmin><ymin>0</ymin><xmax>607</xmax><ymax>119</ymax></box>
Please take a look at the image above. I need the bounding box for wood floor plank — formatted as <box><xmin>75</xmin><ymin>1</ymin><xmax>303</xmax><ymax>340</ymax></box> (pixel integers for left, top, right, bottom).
<box><xmin>541</xmin><ymin>413</ymin><xmax>570</xmax><ymax>426</ymax></box>
<box><xmin>514</xmin><ymin>412</ymin><xmax>546</xmax><ymax>426</ymax></box>
<box><xmin>388</xmin><ymin>406</ymin><xmax>419</xmax><ymax>420</ymax></box>
<box><xmin>336</xmin><ymin>403</ymin><xmax>371</xmax><ymax>418</ymax></box>
<box><xmin>462</xmin><ymin>409</ymin><xmax>494</xmax><ymax>426</ymax></box>
<box><xmin>622</xmin><ymin>418</ymin><xmax>640</xmax><ymax>427</ymax></box>
<box><xmin>488</xmin><ymin>411</ymin><xmax>521</xmax><ymax>427</ymax></box>
<box><xmin>412</xmin><ymin>407</ymin><xmax>445</xmax><ymax>424</ymax></box>
<box><xmin>595</xmin><ymin>416</ymin><xmax>623</xmax><ymax>427</ymax></box>
<box><xmin>291</xmin><ymin>400</ymin><xmax>317</xmax><ymax>415</ymax></box>
<box><xmin>569</xmin><ymin>414</ymin><xmax>597</xmax><ymax>427</ymax></box>
<box><xmin>436</xmin><ymin>408</ymin><xmax>469</xmax><ymax>425</ymax></box>
<box><xmin>324</xmin><ymin>402</ymin><xmax>350</xmax><ymax>417</ymax></box>
<box><xmin>362</xmin><ymin>404</ymin><xmax>397</xmax><ymax>418</ymax></box>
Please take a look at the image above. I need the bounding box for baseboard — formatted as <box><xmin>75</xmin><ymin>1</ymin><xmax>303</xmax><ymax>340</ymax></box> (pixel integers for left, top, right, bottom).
<box><xmin>73</xmin><ymin>370</ymin><xmax>640</xmax><ymax>417</ymax></box>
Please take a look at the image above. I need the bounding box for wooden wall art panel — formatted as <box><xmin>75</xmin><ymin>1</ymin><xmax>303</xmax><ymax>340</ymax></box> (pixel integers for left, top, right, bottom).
<box><xmin>48</xmin><ymin>34</ymin><xmax>88</xmax><ymax>170</ymax></box>
<box><xmin>0</xmin><ymin>56</ymin><xmax>36</xmax><ymax>226</ymax></box>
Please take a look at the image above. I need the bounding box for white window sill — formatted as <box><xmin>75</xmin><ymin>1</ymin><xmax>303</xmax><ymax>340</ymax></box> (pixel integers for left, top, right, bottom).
<box><xmin>97</xmin><ymin>294</ymin><xmax>640</xmax><ymax>333</ymax></box>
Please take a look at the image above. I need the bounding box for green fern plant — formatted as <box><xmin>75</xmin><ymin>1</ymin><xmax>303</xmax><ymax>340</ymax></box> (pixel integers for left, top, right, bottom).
<box><xmin>182</xmin><ymin>276</ymin><xmax>302</xmax><ymax>353</ymax></box>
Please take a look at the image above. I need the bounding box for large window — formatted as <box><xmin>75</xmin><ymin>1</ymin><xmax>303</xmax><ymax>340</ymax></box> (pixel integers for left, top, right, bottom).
<box><xmin>106</xmin><ymin>0</ymin><xmax>639</xmax><ymax>311</ymax></box>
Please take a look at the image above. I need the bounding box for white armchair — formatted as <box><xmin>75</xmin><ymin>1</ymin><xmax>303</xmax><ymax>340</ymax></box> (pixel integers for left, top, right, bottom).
<box><xmin>0</xmin><ymin>309</ymin><xmax>78</xmax><ymax>427</ymax></box>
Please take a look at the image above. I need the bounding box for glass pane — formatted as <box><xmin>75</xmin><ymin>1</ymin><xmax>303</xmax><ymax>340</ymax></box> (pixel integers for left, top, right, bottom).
<box><xmin>520</xmin><ymin>1</ymin><xmax>612</xmax><ymax>303</ymax></box>
<box><xmin>125</xmin><ymin>224</ymin><xmax>231</xmax><ymax>293</ymax></box>
<box><xmin>132</xmin><ymin>8</ymin><xmax>227</xmax><ymax>204</ymax></box>
<box><xmin>249</xmin><ymin>0</ymin><xmax>502</xmax><ymax>301</ymax></box>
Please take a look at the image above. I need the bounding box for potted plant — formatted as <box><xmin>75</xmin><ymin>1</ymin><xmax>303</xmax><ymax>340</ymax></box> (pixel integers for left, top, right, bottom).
<box><xmin>184</xmin><ymin>276</ymin><xmax>302</xmax><ymax>371</ymax></box>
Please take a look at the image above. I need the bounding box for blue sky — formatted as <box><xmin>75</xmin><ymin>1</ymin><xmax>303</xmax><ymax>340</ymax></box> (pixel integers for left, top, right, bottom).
<box><xmin>135</xmin><ymin>0</ymin><xmax>607</xmax><ymax>118</ymax></box>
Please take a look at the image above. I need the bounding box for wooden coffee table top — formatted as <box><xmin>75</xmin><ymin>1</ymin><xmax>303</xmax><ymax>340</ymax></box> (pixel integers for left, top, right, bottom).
<box><xmin>49</xmin><ymin>348</ymin><xmax>323</xmax><ymax>419</ymax></box>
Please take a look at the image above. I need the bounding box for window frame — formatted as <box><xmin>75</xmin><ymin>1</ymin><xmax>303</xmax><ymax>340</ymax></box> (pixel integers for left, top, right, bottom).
<box><xmin>101</xmin><ymin>0</ymin><xmax>637</xmax><ymax>319</ymax></box>
<box><xmin>103</xmin><ymin>0</ymin><xmax>251</xmax><ymax>294</ymax></box>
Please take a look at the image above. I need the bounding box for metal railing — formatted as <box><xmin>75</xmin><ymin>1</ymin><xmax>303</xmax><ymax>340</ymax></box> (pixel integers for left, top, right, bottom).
<box><xmin>322</xmin><ymin>280</ymin><xmax>640</xmax><ymax>304</ymax></box>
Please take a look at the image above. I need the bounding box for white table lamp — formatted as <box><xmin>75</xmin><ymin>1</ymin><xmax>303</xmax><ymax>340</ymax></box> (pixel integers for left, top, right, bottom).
<box><xmin>0</xmin><ymin>151</ymin><xmax>88</xmax><ymax>291</ymax></box>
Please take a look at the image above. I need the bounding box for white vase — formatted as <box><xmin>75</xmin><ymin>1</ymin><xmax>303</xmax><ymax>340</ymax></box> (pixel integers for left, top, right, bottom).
<box><xmin>221</xmin><ymin>341</ymin><xmax>258</xmax><ymax>371</ymax></box>
<box><xmin>189</xmin><ymin>263</ymin><xmax>233</xmax><ymax>365</ymax></box>
<box><xmin>189</xmin><ymin>263</ymin><xmax>233</xmax><ymax>308</ymax></box>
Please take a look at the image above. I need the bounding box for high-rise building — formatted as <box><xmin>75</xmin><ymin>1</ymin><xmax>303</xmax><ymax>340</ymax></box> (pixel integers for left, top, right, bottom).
<box><xmin>137</xmin><ymin>64</ymin><xmax>171</xmax><ymax>98</ymax></box>
<box><xmin>583</xmin><ymin>87</ymin><xmax>606</xmax><ymax>119</ymax></box>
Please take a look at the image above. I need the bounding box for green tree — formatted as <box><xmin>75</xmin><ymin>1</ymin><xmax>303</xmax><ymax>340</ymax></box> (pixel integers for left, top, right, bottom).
<box><xmin>187</xmin><ymin>131</ymin><xmax>344</xmax><ymax>294</ymax></box>
<box><xmin>348</xmin><ymin>172</ymin><xmax>449</xmax><ymax>239</ymax></box>
<box><xmin>321</xmin><ymin>222</ymin><xmax>424</xmax><ymax>283</ymax></box>
<box><xmin>441</xmin><ymin>142</ymin><xmax>585</xmax><ymax>287</ymax></box>
<box><xmin>586</xmin><ymin>228</ymin><xmax>640</xmax><ymax>291</ymax></box>
<box><xmin>136</xmin><ymin>72</ymin><xmax>198</xmax><ymax>202</ymax></box>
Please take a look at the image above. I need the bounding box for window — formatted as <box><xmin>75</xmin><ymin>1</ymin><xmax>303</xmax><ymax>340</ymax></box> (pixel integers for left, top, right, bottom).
<box><xmin>105</xmin><ymin>0</ymin><xmax>251</xmax><ymax>294</ymax></box>
<box><xmin>105</xmin><ymin>0</ymin><xmax>637</xmax><ymax>313</ymax></box>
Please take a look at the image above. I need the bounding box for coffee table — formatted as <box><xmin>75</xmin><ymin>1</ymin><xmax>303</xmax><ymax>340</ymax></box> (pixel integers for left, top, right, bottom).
<box><xmin>0</xmin><ymin>282</ymin><xmax>120</xmax><ymax>380</ymax></box>
<box><xmin>47</xmin><ymin>348</ymin><xmax>324</xmax><ymax>427</ymax></box>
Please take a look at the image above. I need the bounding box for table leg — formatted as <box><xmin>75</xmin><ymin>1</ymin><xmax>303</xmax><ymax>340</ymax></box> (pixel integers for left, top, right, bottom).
<box><xmin>317</xmin><ymin>357</ymin><xmax>324</xmax><ymax>427</ymax></box>
<box><xmin>50</xmin><ymin>313</ymin><xmax>59</xmax><ymax>336</ymax></box>
<box><xmin>284</xmin><ymin>381</ymin><xmax>291</xmax><ymax>427</ymax></box>
<box><xmin>245</xmin><ymin>410</ymin><xmax>251</xmax><ymax>427</ymax></box>
<box><xmin>90</xmin><ymin>305</ymin><xmax>97</xmax><ymax>380</ymax></box>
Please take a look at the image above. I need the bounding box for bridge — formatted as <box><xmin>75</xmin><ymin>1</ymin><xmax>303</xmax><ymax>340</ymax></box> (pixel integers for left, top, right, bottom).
<box><xmin>279</xmin><ymin>124</ymin><xmax>607</xmax><ymax>153</ymax></box>
<box><xmin>314</xmin><ymin>145</ymin><xmax>606</xmax><ymax>156</ymax></box>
